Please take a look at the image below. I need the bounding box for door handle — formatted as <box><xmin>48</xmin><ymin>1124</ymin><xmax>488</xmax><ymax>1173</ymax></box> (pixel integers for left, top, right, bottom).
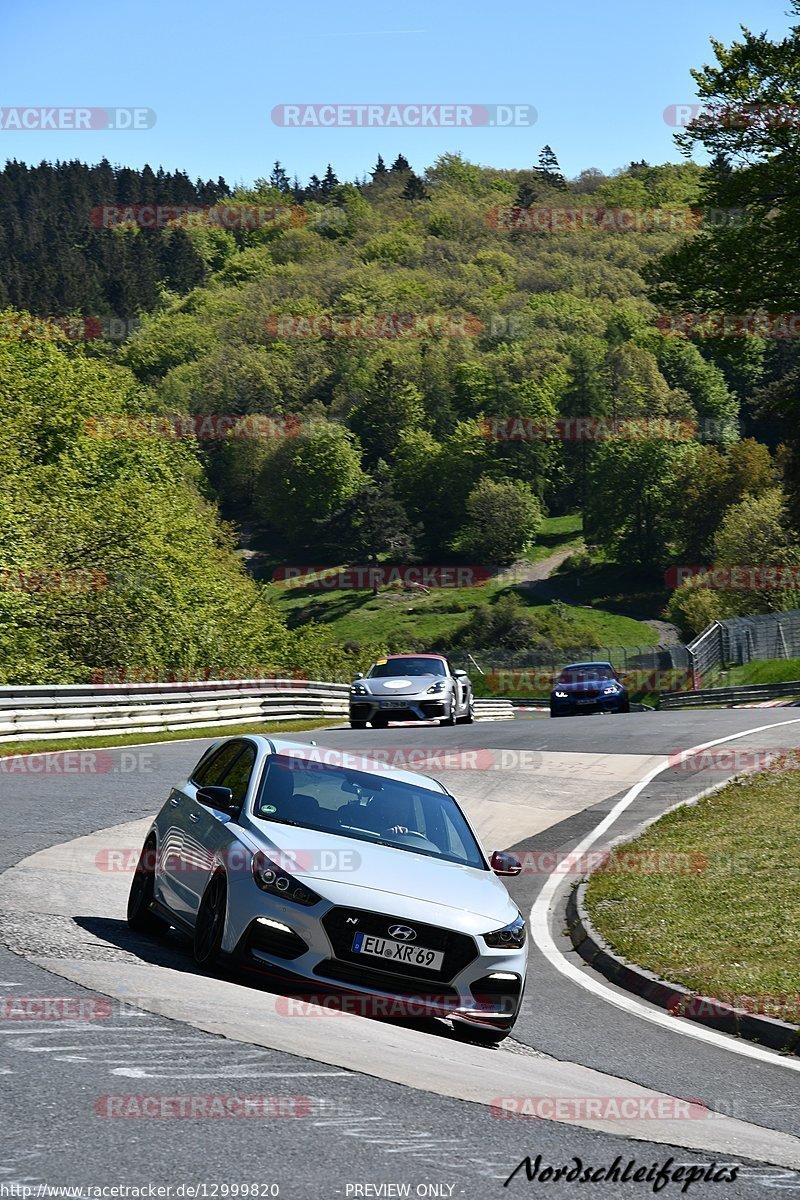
<box><xmin>169</xmin><ymin>797</ymin><xmax>180</xmax><ymax>807</ymax></box>
<box><xmin>188</xmin><ymin>813</ymin><xmax>200</xmax><ymax>824</ymax></box>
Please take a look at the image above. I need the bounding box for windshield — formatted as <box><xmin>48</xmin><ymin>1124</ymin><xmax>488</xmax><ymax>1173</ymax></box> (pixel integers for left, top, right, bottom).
<box><xmin>253</xmin><ymin>755</ymin><xmax>486</xmax><ymax>869</ymax></box>
<box><xmin>558</xmin><ymin>666</ymin><xmax>615</xmax><ymax>683</ymax></box>
<box><xmin>368</xmin><ymin>657</ymin><xmax>447</xmax><ymax>678</ymax></box>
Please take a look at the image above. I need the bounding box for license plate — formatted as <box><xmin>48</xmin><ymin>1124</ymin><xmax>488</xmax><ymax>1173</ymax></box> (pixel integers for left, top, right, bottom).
<box><xmin>352</xmin><ymin>933</ymin><xmax>444</xmax><ymax>971</ymax></box>
<box><xmin>381</xmin><ymin>700</ymin><xmax>409</xmax><ymax>709</ymax></box>
<box><xmin>576</xmin><ymin>698</ymin><xmax>595</xmax><ymax>705</ymax></box>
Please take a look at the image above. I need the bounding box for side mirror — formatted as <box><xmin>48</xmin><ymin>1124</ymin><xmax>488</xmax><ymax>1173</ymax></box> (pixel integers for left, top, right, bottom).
<box><xmin>454</xmin><ymin>669</ymin><xmax>467</xmax><ymax>679</ymax></box>
<box><xmin>491</xmin><ymin>850</ymin><xmax>522</xmax><ymax>876</ymax></box>
<box><xmin>196</xmin><ymin>785</ymin><xmax>237</xmax><ymax>813</ymax></box>
<box><xmin>353</xmin><ymin>671</ymin><xmax>364</xmax><ymax>680</ymax></box>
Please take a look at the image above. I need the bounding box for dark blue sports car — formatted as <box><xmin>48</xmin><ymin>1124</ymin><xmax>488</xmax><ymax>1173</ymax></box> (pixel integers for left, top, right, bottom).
<box><xmin>549</xmin><ymin>661</ymin><xmax>630</xmax><ymax>718</ymax></box>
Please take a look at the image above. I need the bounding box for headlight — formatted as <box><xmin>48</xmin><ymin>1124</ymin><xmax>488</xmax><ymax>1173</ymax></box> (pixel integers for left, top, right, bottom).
<box><xmin>484</xmin><ymin>914</ymin><xmax>526</xmax><ymax>949</ymax></box>
<box><xmin>252</xmin><ymin>851</ymin><xmax>321</xmax><ymax>907</ymax></box>
<box><xmin>426</xmin><ymin>681</ymin><xmax>446</xmax><ymax>694</ymax></box>
<box><xmin>554</xmin><ymin>690</ymin><xmax>568</xmax><ymax>699</ymax></box>
<box><xmin>351</xmin><ymin>684</ymin><xmax>368</xmax><ymax>695</ymax></box>
<box><xmin>602</xmin><ymin>685</ymin><xmax>619</xmax><ymax>694</ymax></box>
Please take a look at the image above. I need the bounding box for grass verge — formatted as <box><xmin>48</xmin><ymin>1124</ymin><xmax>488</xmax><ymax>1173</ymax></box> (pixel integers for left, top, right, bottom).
<box><xmin>585</xmin><ymin>766</ymin><xmax>800</xmax><ymax>1025</ymax></box>
<box><xmin>0</xmin><ymin>718</ymin><xmax>332</xmax><ymax>759</ymax></box>
<box><xmin>268</xmin><ymin>517</ymin><xmax>656</xmax><ymax>652</ymax></box>
<box><xmin>719</xmin><ymin>658</ymin><xmax>800</xmax><ymax>687</ymax></box>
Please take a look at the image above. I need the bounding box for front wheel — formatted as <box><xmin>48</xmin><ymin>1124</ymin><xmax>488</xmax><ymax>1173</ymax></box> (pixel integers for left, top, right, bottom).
<box><xmin>371</xmin><ymin>715</ymin><xmax>389</xmax><ymax>729</ymax></box>
<box><xmin>439</xmin><ymin>700</ymin><xmax>456</xmax><ymax>727</ymax></box>
<box><xmin>457</xmin><ymin>698</ymin><xmax>474</xmax><ymax>725</ymax></box>
<box><xmin>127</xmin><ymin>838</ymin><xmax>170</xmax><ymax>936</ymax></box>
<box><xmin>193</xmin><ymin>874</ymin><xmax>227</xmax><ymax>968</ymax></box>
<box><xmin>350</xmin><ymin>720</ymin><xmax>367</xmax><ymax>729</ymax></box>
<box><xmin>451</xmin><ymin>1021</ymin><xmax>511</xmax><ymax>1046</ymax></box>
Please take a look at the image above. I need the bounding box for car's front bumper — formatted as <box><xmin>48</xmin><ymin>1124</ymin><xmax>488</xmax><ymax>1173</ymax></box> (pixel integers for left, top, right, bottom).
<box><xmin>225</xmin><ymin>888</ymin><xmax>526</xmax><ymax>1031</ymax></box>
<box><xmin>550</xmin><ymin>693</ymin><xmax>628</xmax><ymax>715</ymax></box>
<box><xmin>350</xmin><ymin>695</ymin><xmax>449</xmax><ymax>723</ymax></box>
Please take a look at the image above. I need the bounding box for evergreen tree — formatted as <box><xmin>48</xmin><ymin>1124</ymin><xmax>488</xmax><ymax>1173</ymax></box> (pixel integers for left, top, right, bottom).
<box><xmin>390</xmin><ymin>154</ymin><xmax>411</xmax><ymax>173</ymax></box>
<box><xmin>269</xmin><ymin>161</ymin><xmax>292</xmax><ymax>193</ymax></box>
<box><xmin>371</xmin><ymin>154</ymin><xmax>388</xmax><ymax>180</ymax></box>
<box><xmin>537</xmin><ymin>145</ymin><xmax>566</xmax><ymax>189</ymax></box>
<box><xmin>321</xmin><ymin>164</ymin><xmax>339</xmax><ymax>197</ymax></box>
<box><xmin>401</xmin><ymin>172</ymin><xmax>429</xmax><ymax>200</ymax></box>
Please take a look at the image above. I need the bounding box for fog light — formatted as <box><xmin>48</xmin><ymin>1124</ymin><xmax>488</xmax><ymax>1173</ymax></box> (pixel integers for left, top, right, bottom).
<box><xmin>256</xmin><ymin>917</ymin><xmax>294</xmax><ymax>934</ymax></box>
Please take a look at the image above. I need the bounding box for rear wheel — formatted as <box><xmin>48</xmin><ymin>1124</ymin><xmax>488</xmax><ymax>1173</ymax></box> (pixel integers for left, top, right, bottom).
<box><xmin>193</xmin><ymin>874</ymin><xmax>227</xmax><ymax>968</ymax></box>
<box><xmin>127</xmin><ymin>838</ymin><xmax>170</xmax><ymax>936</ymax></box>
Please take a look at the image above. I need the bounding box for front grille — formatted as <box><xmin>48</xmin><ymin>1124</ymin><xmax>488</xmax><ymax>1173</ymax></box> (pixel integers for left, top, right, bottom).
<box><xmin>244</xmin><ymin>919</ymin><xmax>308</xmax><ymax>961</ymax></box>
<box><xmin>321</xmin><ymin>906</ymin><xmax>478</xmax><ymax>984</ymax></box>
<box><xmin>314</xmin><ymin>958</ymin><xmax>460</xmax><ymax>1007</ymax></box>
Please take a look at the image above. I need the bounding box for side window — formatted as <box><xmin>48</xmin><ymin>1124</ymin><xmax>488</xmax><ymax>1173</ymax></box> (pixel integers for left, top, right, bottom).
<box><xmin>218</xmin><ymin>745</ymin><xmax>257</xmax><ymax>809</ymax></box>
<box><xmin>192</xmin><ymin>741</ymin><xmax>243</xmax><ymax>787</ymax></box>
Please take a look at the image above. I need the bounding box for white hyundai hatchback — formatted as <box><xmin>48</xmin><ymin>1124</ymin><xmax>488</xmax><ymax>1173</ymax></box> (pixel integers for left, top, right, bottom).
<box><xmin>127</xmin><ymin>735</ymin><xmax>527</xmax><ymax>1042</ymax></box>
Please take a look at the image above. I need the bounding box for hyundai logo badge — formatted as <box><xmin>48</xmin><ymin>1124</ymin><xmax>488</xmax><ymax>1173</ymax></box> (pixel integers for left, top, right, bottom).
<box><xmin>388</xmin><ymin>924</ymin><xmax>416</xmax><ymax>942</ymax></box>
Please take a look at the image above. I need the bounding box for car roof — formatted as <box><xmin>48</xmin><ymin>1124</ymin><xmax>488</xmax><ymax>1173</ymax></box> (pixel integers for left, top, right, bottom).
<box><xmin>247</xmin><ymin>735</ymin><xmax>448</xmax><ymax>793</ymax></box>
<box><xmin>378</xmin><ymin>653</ymin><xmax>446</xmax><ymax>660</ymax></box>
<box><xmin>561</xmin><ymin>661</ymin><xmax>615</xmax><ymax>670</ymax></box>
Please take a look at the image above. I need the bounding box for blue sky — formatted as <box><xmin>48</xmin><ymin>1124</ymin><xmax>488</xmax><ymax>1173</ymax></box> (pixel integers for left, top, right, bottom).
<box><xmin>4</xmin><ymin>0</ymin><xmax>795</xmax><ymax>185</ymax></box>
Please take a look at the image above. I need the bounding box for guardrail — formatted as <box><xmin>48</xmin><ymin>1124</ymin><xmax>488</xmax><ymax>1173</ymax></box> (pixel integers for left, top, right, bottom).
<box><xmin>659</xmin><ymin>680</ymin><xmax>800</xmax><ymax>709</ymax></box>
<box><xmin>0</xmin><ymin>680</ymin><xmax>514</xmax><ymax>743</ymax></box>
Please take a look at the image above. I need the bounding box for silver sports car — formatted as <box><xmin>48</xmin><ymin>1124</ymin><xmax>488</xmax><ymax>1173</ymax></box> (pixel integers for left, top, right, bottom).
<box><xmin>127</xmin><ymin>735</ymin><xmax>526</xmax><ymax>1042</ymax></box>
<box><xmin>349</xmin><ymin>653</ymin><xmax>474</xmax><ymax>728</ymax></box>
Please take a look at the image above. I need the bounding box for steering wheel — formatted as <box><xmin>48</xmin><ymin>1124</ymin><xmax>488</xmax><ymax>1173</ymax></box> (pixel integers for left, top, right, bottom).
<box><xmin>382</xmin><ymin>828</ymin><xmax>428</xmax><ymax>841</ymax></box>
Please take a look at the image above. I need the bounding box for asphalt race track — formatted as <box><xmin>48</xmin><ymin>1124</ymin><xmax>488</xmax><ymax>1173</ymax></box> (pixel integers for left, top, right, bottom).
<box><xmin>1</xmin><ymin>709</ymin><xmax>799</xmax><ymax>1197</ymax></box>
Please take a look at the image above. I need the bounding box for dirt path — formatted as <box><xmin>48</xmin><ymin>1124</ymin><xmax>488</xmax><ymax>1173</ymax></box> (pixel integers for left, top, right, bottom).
<box><xmin>502</xmin><ymin>544</ymin><xmax>681</xmax><ymax>647</ymax></box>
<box><xmin>501</xmin><ymin>545</ymin><xmax>583</xmax><ymax>597</ymax></box>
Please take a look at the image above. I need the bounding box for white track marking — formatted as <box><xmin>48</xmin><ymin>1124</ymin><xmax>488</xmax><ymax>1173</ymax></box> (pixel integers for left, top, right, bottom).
<box><xmin>530</xmin><ymin>717</ymin><xmax>800</xmax><ymax>1073</ymax></box>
